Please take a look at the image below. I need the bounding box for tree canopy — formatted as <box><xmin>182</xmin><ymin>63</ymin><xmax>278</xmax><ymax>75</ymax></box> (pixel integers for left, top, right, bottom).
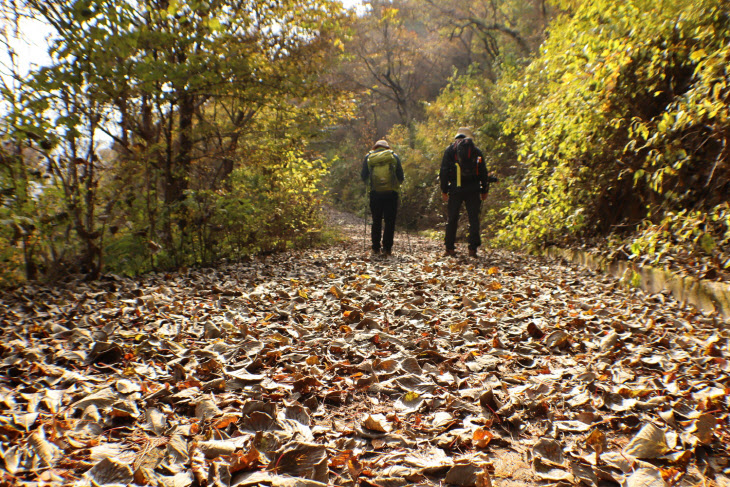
<box><xmin>1</xmin><ymin>0</ymin><xmax>351</xmax><ymax>282</ymax></box>
<box><xmin>1</xmin><ymin>0</ymin><xmax>728</xmax><ymax>284</ymax></box>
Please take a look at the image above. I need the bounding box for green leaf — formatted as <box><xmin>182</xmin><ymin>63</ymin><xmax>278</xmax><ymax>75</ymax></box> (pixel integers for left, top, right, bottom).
<box><xmin>699</xmin><ymin>233</ymin><xmax>715</xmax><ymax>253</ymax></box>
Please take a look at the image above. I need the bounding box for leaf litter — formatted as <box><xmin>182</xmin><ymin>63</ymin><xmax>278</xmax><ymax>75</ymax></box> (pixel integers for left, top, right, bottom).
<box><xmin>0</xmin><ymin>223</ymin><xmax>728</xmax><ymax>487</ymax></box>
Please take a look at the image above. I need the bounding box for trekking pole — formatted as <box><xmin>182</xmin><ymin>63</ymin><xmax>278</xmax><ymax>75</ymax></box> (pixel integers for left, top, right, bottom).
<box><xmin>406</xmin><ymin>222</ymin><xmax>412</xmax><ymax>254</ymax></box>
<box><xmin>403</xmin><ymin>197</ymin><xmax>413</xmax><ymax>255</ymax></box>
<box><xmin>363</xmin><ymin>187</ymin><xmax>369</xmax><ymax>253</ymax></box>
<box><xmin>405</xmin><ymin>206</ymin><xmax>413</xmax><ymax>254</ymax></box>
<box><xmin>363</xmin><ymin>206</ymin><xmax>367</xmax><ymax>254</ymax></box>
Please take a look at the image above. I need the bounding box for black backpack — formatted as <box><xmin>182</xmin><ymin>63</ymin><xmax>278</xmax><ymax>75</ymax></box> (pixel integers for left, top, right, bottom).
<box><xmin>452</xmin><ymin>137</ymin><xmax>480</xmax><ymax>186</ymax></box>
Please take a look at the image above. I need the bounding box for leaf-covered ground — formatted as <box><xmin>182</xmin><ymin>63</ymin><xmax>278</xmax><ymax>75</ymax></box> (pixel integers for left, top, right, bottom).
<box><xmin>1</xmin><ymin>215</ymin><xmax>728</xmax><ymax>487</ymax></box>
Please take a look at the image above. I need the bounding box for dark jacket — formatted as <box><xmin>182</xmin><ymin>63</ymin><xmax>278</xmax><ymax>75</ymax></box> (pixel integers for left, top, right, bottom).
<box><xmin>361</xmin><ymin>149</ymin><xmax>405</xmax><ymax>191</ymax></box>
<box><xmin>439</xmin><ymin>140</ymin><xmax>488</xmax><ymax>194</ymax></box>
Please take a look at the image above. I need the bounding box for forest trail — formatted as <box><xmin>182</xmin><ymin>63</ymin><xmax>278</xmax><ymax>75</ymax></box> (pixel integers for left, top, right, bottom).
<box><xmin>0</xmin><ymin>213</ymin><xmax>728</xmax><ymax>486</ymax></box>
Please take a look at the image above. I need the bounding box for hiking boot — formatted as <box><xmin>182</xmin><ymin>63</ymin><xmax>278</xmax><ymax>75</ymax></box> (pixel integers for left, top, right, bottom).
<box><xmin>371</xmin><ymin>248</ymin><xmax>381</xmax><ymax>257</ymax></box>
<box><xmin>444</xmin><ymin>249</ymin><xmax>456</xmax><ymax>257</ymax></box>
<box><xmin>383</xmin><ymin>249</ymin><xmax>392</xmax><ymax>257</ymax></box>
<box><xmin>468</xmin><ymin>248</ymin><xmax>477</xmax><ymax>258</ymax></box>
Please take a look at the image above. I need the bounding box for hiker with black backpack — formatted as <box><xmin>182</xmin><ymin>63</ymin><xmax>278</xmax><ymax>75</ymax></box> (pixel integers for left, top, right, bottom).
<box><xmin>361</xmin><ymin>140</ymin><xmax>404</xmax><ymax>257</ymax></box>
<box><xmin>439</xmin><ymin>127</ymin><xmax>490</xmax><ymax>258</ymax></box>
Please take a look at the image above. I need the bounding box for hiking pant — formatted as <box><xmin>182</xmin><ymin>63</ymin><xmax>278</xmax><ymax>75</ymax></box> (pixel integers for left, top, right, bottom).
<box><xmin>369</xmin><ymin>191</ymin><xmax>399</xmax><ymax>252</ymax></box>
<box><xmin>445</xmin><ymin>189</ymin><xmax>482</xmax><ymax>251</ymax></box>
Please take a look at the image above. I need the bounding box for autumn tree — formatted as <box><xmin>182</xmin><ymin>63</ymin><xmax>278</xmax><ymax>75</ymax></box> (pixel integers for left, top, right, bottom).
<box><xmin>497</xmin><ymin>0</ymin><xmax>730</xmax><ymax>272</ymax></box>
<box><xmin>340</xmin><ymin>0</ymin><xmax>452</xmax><ymax>139</ymax></box>
<box><xmin>327</xmin><ymin>0</ymin><xmax>553</xmax><ymax>228</ymax></box>
<box><xmin>0</xmin><ymin>0</ymin><xmax>350</xmax><ymax>282</ymax></box>
<box><xmin>423</xmin><ymin>0</ymin><xmax>551</xmax><ymax>78</ymax></box>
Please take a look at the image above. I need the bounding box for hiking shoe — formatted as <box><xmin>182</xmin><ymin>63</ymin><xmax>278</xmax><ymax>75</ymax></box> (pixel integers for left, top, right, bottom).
<box><xmin>383</xmin><ymin>249</ymin><xmax>392</xmax><ymax>257</ymax></box>
<box><xmin>444</xmin><ymin>249</ymin><xmax>456</xmax><ymax>257</ymax></box>
<box><xmin>468</xmin><ymin>248</ymin><xmax>477</xmax><ymax>258</ymax></box>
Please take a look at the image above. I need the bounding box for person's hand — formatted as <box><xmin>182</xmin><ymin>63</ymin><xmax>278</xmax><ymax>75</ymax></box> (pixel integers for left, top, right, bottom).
<box><xmin>442</xmin><ymin>193</ymin><xmax>448</xmax><ymax>202</ymax></box>
<box><xmin>480</xmin><ymin>193</ymin><xmax>487</xmax><ymax>201</ymax></box>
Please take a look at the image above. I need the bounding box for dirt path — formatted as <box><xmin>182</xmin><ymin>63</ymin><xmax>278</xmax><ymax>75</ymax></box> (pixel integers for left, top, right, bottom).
<box><xmin>0</xmin><ymin>216</ymin><xmax>728</xmax><ymax>486</ymax></box>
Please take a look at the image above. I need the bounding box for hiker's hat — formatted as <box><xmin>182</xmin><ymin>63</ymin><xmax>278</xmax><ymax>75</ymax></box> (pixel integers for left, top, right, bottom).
<box><xmin>454</xmin><ymin>127</ymin><xmax>474</xmax><ymax>140</ymax></box>
<box><xmin>373</xmin><ymin>139</ymin><xmax>391</xmax><ymax>149</ymax></box>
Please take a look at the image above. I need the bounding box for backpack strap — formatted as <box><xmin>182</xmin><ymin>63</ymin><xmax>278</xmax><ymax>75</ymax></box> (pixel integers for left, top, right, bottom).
<box><xmin>453</xmin><ymin>143</ymin><xmax>462</xmax><ymax>187</ymax></box>
<box><xmin>387</xmin><ymin>150</ymin><xmax>397</xmax><ymax>189</ymax></box>
<box><xmin>367</xmin><ymin>151</ymin><xmax>376</xmax><ymax>191</ymax></box>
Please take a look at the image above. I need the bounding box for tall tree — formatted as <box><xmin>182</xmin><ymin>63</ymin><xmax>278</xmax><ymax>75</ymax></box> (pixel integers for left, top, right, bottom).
<box><xmin>423</xmin><ymin>0</ymin><xmax>552</xmax><ymax>78</ymax></box>
<box><xmin>341</xmin><ymin>0</ymin><xmax>450</xmax><ymax>141</ymax></box>
<box><xmin>0</xmin><ymin>0</ymin><xmax>349</xmax><ymax>279</ymax></box>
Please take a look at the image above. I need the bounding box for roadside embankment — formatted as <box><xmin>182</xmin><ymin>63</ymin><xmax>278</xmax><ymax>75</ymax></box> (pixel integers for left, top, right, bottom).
<box><xmin>544</xmin><ymin>247</ymin><xmax>730</xmax><ymax>320</ymax></box>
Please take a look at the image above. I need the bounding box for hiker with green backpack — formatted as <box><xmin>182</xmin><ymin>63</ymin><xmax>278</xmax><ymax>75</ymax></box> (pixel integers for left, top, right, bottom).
<box><xmin>361</xmin><ymin>139</ymin><xmax>405</xmax><ymax>256</ymax></box>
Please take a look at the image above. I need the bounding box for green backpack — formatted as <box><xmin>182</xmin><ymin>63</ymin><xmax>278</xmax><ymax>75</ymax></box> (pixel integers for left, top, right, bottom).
<box><xmin>367</xmin><ymin>149</ymin><xmax>400</xmax><ymax>193</ymax></box>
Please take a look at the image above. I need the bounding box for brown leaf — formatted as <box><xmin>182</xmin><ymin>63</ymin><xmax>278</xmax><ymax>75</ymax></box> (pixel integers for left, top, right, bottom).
<box><xmin>571</xmin><ymin>461</ymin><xmax>599</xmax><ymax>487</ymax></box>
<box><xmin>347</xmin><ymin>456</ymin><xmax>364</xmax><ymax>481</ymax></box>
<box><xmin>544</xmin><ymin>330</ymin><xmax>570</xmax><ymax>348</ymax></box>
<box><xmin>586</xmin><ymin>429</ymin><xmax>607</xmax><ymax>455</ymax></box>
<box><xmin>213</xmin><ymin>414</ymin><xmax>241</xmax><ymax>429</ymax></box>
<box><xmin>145</xmin><ymin>408</ymin><xmax>167</xmax><ymax>436</ymax></box>
<box><xmin>462</xmin><ymin>296</ymin><xmax>478</xmax><ymax>309</ymax></box>
<box><xmin>533</xmin><ymin>438</ymin><xmax>566</xmax><ymax>465</ymax></box>
<box><xmin>624</xmin><ymin>423</ymin><xmax>670</xmax><ymax>459</ymax></box>
<box><xmin>445</xmin><ymin>463</ymin><xmax>484</xmax><ymax>487</ymax></box>
<box><xmin>451</xmin><ymin>319</ymin><xmax>470</xmax><ymax>334</ymax></box>
<box><xmin>624</xmin><ymin>467</ymin><xmax>666</xmax><ymax>487</ymax></box>
<box><xmin>198</xmin><ymin>440</ymin><xmax>236</xmax><ymax>459</ymax></box>
<box><xmin>687</xmin><ymin>413</ymin><xmax>716</xmax><ymax>445</ymax></box>
<box><xmin>473</xmin><ymin>428</ymin><xmax>493</xmax><ymax>448</ymax></box>
<box><xmin>526</xmin><ymin>321</ymin><xmax>544</xmax><ymax>339</ymax></box>
<box><xmin>329</xmin><ymin>449</ymin><xmax>354</xmax><ymax>468</ymax></box>
<box><xmin>402</xmin><ymin>447</ymin><xmax>453</xmax><ymax>473</ymax></box>
<box><xmin>2</xmin><ymin>446</ymin><xmax>20</xmax><ymax>474</ymax></box>
<box><xmin>329</xmin><ymin>286</ymin><xmax>343</xmax><ymax>299</ymax></box>
<box><xmin>554</xmin><ymin>420</ymin><xmax>592</xmax><ymax>433</ymax></box>
<box><xmin>479</xmin><ymin>389</ymin><xmax>502</xmax><ymax>412</ymax></box>
<box><xmin>229</xmin><ymin>445</ymin><xmax>262</xmax><ymax>474</ymax></box>
<box><xmin>363</xmin><ymin>414</ymin><xmax>391</xmax><ymax>433</ymax></box>
<box><xmin>476</xmin><ymin>468</ymin><xmax>493</xmax><ymax>487</ymax></box>
<box><xmin>268</xmin><ymin>442</ymin><xmax>328</xmax><ymax>483</ymax></box>
<box><xmin>28</xmin><ymin>427</ymin><xmax>59</xmax><ymax>467</ymax></box>
<box><xmin>194</xmin><ymin>397</ymin><xmax>222</xmax><ymax>420</ymax></box>
<box><xmin>71</xmin><ymin>387</ymin><xmax>118</xmax><ymax>411</ymax></box>
<box><xmin>13</xmin><ymin>413</ymin><xmax>39</xmax><ymax>432</ymax></box>
<box><xmin>599</xmin><ymin>330</ymin><xmax>620</xmax><ymax>351</ymax></box>
<box><xmin>86</xmin><ymin>457</ymin><xmax>134</xmax><ymax>485</ymax></box>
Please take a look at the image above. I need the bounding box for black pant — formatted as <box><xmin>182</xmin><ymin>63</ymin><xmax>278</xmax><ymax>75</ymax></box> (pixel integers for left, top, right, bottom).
<box><xmin>445</xmin><ymin>189</ymin><xmax>482</xmax><ymax>250</ymax></box>
<box><xmin>369</xmin><ymin>191</ymin><xmax>398</xmax><ymax>252</ymax></box>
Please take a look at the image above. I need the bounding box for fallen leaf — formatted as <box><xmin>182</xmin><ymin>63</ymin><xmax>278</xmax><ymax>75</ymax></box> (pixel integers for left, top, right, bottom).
<box><xmin>624</xmin><ymin>423</ymin><xmax>670</xmax><ymax>459</ymax></box>
<box><xmin>28</xmin><ymin>427</ymin><xmax>59</xmax><ymax>467</ymax></box>
<box><xmin>363</xmin><ymin>414</ymin><xmax>391</xmax><ymax>433</ymax></box>
<box><xmin>586</xmin><ymin>429</ymin><xmax>607</xmax><ymax>456</ymax></box>
<box><xmin>623</xmin><ymin>467</ymin><xmax>666</xmax><ymax>487</ymax></box>
<box><xmin>473</xmin><ymin>428</ymin><xmax>493</xmax><ymax>448</ymax></box>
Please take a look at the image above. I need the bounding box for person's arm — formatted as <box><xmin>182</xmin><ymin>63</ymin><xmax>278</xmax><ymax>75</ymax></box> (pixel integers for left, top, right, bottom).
<box><xmin>477</xmin><ymin>148</ymin><xmax>489</xmax><ymax>193</ymax></box>
<box><xmin>476</xmin><ymin>148</ymin><xmax>489</xmax><ymax>200</ymax></box>
<box><xmin>394</xmin><ymin>154</ymin><xmax>405</xmax><ymax>183</ymax></box>
<box><xmin>439</xmin><ymin>146</ymin><xmax>452</xmax><ymax>199</ymax></box>
<box><xmin>361</xmin><ymin>155</ymin><xmax>370</xmax><ymax>183</ymax></box>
